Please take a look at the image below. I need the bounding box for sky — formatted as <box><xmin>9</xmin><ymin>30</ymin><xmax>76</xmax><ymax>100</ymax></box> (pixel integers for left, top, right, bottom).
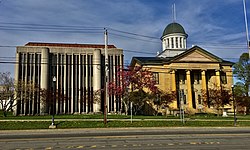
<box><xmin>0</xmin><ymin>0</ymin><xmax>249</xmax><ymax>75</ymax></box>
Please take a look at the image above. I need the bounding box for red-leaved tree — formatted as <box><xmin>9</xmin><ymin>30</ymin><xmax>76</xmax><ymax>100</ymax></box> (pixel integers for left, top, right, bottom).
<box><xmin>201</xmin><ymin>84</ymin><xmax>232</xmax><ymax>115</ymax></box>
<box><xmin>109</xmin><ymin>66</ymin><xmax>159</xmax><ymax>115</ymax></box>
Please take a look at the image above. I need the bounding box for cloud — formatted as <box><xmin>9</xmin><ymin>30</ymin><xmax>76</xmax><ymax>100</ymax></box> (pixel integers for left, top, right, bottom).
<box><xmin>0</xmin><ymin>0</ymin><xmax>249</xmax><ymax>74</ymax></box>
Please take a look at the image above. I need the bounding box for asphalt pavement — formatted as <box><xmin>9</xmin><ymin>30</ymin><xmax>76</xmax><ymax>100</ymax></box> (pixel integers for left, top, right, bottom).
<box><xmin>1</xmin><ymin>127</ymin><xmax>250</xmax><ymax>150</ymax></box>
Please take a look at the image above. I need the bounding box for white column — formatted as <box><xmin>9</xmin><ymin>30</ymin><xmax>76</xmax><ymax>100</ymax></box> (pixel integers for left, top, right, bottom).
<box><xmin>40</xmin><ymin>48</ymin><xmax>49</xmax><ymax>114</ymax></box>
<box><xmin>162</xmin><ymin>39</ymin><xmax>166</xmax><ymax>50</ymax></box>
<box><xmin>184</xmin><ymin>38</ymin><xmax>187</xmax><ymax>49</ymax></box>
<box><xmin>93</xmin><ymin>49</ymin><xmax>101</xmax><ymax>112</ymax></box>
<box><xmin>113</xmin><ymin>55</ymin><xmax>117</xmax><ymax>112</ymax></box>
<box><xmin>13</xmin><ymin>52</ymin><xmax>20</xmax><ymax>115</ymax></box>
<box><xmin>173</xmin><ymin>36</ymin><xmax>176</xmax><ymax>49</ymax></box>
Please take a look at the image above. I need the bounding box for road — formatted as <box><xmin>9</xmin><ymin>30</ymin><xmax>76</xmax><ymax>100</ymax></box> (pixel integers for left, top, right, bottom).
<box><xmin>0</xmin><ymin>127</ymin><xmax>250</xmax><ymax>150</ymax></box>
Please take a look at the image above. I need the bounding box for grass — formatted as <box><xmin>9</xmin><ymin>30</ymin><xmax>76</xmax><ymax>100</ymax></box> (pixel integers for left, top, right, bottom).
<box><xmin>1</xmin><ymin>120</ymin><xmax>250</xmax><ymax>130</ymax></box>
<box><xmin>0</xmin><ymin>111</ymin><xmax>179</xmax><ymax>120</ymax></box>
<box><xmin>1</xmin><ymin>110</ymin><xmax>250</xmax><ymax>130</ymax></box>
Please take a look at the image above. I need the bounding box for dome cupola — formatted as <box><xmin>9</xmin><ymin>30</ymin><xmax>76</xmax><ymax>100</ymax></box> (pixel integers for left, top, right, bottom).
<box><xmin>162</xmin><ymin>22</ymin><xmax>187</xmax><ymax>38</ymax></box>
<box><xmin>160</xmin><ymin>22</ymin><xmax>188</xmax><ymax>56</ymax></box>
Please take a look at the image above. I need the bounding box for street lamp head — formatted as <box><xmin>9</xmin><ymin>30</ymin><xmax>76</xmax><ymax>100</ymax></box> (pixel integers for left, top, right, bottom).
<box><xmin>53</xmin><ymin>76</ymin><xmax>57</xmax><ymax>82</ymax></box>
<box><xmin>231</xmin><ymin>84</ymin><xmax>234</xmax><ymax>88</ymax></box>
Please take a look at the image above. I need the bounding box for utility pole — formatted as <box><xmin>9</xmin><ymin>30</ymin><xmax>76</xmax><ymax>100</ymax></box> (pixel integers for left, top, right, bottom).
<box><xmin>104</xmin><ymin>29</ymin><xmax>108</xmax><ymax>124</ymax></box>
<box><xmin>243</xmin><ymin>0</ymin><xmax>250</xmax><ymax>104</ymax></box>
<box><xmin>243</xmin><ymin>0</ymin><xmax>250</xmax><ymax>58</ymax></box>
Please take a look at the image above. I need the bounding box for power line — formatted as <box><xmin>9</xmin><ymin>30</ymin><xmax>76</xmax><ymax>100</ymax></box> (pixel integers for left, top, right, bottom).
<box><xmin>0</xmin><ymin>22</ymin><xmax>248</xmax><ymax>49</ymax></box>
<box><xmin>108</xmin><ymin>27</ymin><xmax>159</xmax><ymax>39</ymax></box>
<box><xmin>0</xmin><ymin>45</ymin><xmax>16</xmax><ymax>48</ymax></box>
<box><xmin>0</xmin><ymin>22</ymin><xmax>103</xmax><ymax>29</ymax></box>
<box><xmin>123</xmin><ymin>49</ymin><xmax>156</xmax><ymax>55</ymax></box>
<box><xmin>0</xmin><ymin>27</ymin><xmax>103</xmax><ymax>34</ymax></box>
<box><xmin>0</xmin><ymin>22</ymin><xmax>160</xmax><ymax>41</ymax></box>
<box><xmin>109</xmin><ymin>32</ymin><xmax>160</xmax><ymax>44</ymax></box>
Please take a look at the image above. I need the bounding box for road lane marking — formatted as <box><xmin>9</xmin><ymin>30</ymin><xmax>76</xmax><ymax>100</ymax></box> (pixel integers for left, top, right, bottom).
<box><xmin>76</xmin><ymin>145</ymin><xmax>84</xmax><ymax>148</ymax></box>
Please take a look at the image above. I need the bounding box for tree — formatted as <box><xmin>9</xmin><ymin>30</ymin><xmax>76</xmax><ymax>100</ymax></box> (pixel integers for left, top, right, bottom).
<box><xmin>150</xmin><ymin>90</ymin><xmax>176</xmax><ymax>116</ymax></box>
<box><xmin>108</xmin><ymin>66</ymin><xmax>159</xmax><ymax>115</ymax></box>
<box><xmin>233</xmin><ymin>53</ymin><xmax>250</xmax><ymax>114</ymax></box>
<box><xmin>234</xmin><ymin>82</ymin><xmax>250</xmax><ymax>114</ymax></box>
<box><xmin>78</xmin><ymin>88</ymin><xmax>103</xmax><ymax>112</ymax></box>
<box><xmin>40</xmin><ymin>88</ymin><xmax>68</xmax><ymax>115</ymax></box>
<box><xmin>0</xmin><ymin>72</ymin><xmax>36</xmax><ymax>117</ymax></box>
<box><xmin>201</xmin><ymin>85</ymin><xmax>232</xmax><ymax>115</ymax></box>
<box><xmin>127</xmin><ymin>89</ymin><xmax>148</xmax><ymax>115</ymax></box>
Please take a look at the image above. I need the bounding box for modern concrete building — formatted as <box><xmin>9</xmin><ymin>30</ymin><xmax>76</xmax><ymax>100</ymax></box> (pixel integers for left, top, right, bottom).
<box><xmin>131</xmin><ymin>22</ymin><xmax>234</xmax><ymax>114</ymax></box>
<box><xmin>14</xmin><ymin>42</ymin><xmax>123</xmax><ymax>115</ymax></box>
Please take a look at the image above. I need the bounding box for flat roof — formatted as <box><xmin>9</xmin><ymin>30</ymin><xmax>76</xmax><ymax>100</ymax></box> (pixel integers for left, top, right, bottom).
<box><xmin>25</xmin><ymin>42</ymin><xmax>117</xmax><ymax>48</ymax></box>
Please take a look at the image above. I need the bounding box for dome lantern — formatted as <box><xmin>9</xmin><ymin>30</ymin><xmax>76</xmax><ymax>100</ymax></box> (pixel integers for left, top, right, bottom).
<box><xmin>161</xmin><ymin>22</ymin><xmax>188</xmax><ymax>53</ymax></box>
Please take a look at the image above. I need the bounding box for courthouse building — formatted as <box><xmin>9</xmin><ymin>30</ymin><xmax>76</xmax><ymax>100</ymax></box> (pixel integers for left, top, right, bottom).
<box><xmin>131</xmin><ymin>22</ymin><xmax>234</xmax><ymax>113</ymax></box>
<box><xmin>14</xmin><ymin>42</ymin><xmax>123</xmax><ymax>115</ymax></box>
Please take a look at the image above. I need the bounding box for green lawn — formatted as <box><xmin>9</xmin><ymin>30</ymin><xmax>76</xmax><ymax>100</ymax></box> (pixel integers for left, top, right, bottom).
<box><xmin>0</xmin><ymin>110</ymin><xmax>179</xmax><ymax>120</ymax></box>
<box><xmin>1</xmin><ymin>120</ymin><xmax>250</xmax><ymax>130</ymax></box>
<box><xmin>1</xmin><ymin>110</ymin><xmax>250</xmax><ymax>130</ymax></box>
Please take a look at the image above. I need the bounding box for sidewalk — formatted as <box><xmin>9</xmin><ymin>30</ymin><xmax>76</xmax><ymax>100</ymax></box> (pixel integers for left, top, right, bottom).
<box><xmin>1</xmin><ymin>118</ymin><xmax>250</xmax><ymax>122</ymax></box>
<box><xmin>1</xmin><ymin>126</ymin><xmax>250</xmax><ymax>139</ymax></box>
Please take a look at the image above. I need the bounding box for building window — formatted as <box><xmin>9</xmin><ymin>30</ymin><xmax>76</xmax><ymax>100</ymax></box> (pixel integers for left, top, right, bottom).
<box><xmin>179</xmin><ymin>74</ymin><xmax>185</xmax><ymax>84</ymax></box>
<box><xmin>194</xmin><ymin>72</ymin><xmax>201</xmax><ymax>84</ymax></box>
<box><xmin>220</xmin><ymin>72</ymin><xmax>227</xmax><ymax>84</ymax></box>
<box><xmin>198</xmin><ymin>95</ymin><xmax>202</xmax><ymax>104</ymax></box>
<box><xmin>153</xmin><ymin>72</ymin><xmax>159</xmax><ymax>84</ymax></box>
<box><xmin>167</xmin><ymin>38</ymin><xmax>170</xmax><ymax>48</ymax></box>
<box><xmin>171</xmin><ymin>38</ymin><xmax>174</xmax><ymax>48</ymax></box>
<box><xmin>183</xmin><ymin>95</ymin><xmax>187</xmax><ymax>104</ymax></box>
<box><xmin>176</xmin><ymin>37</ymin><xmax>178</xmax><ymax>48</ymax></box>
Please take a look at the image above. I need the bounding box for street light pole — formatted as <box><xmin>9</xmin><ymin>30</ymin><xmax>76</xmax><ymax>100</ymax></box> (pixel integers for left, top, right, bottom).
<box><xmin>49</xmin><ymin>76</ymin><xmax>57</xmax><ymax>128</ymax></box>
<box><xmin>231</xmin><ymin>85</ymin><xmax>237</xmax><ymax>127</ymax></box>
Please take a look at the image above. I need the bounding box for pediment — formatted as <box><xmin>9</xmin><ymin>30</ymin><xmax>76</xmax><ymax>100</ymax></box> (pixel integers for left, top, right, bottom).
<box><xmin>175</xmin><ymin>50</ymin><xmax>218</xmax><ymax>62</ymax></box>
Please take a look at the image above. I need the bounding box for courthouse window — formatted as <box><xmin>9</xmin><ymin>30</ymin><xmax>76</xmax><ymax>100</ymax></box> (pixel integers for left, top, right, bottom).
<box><xmin>153</xmin><ymin>72</ymin><xmax>159</xmax><ymax>84</ymax></box>
<box><xmin>194</xmin><ymin>72</ymin><xmax>201</xmax><ymax>84</ymax></box>
<box><xmin>198</xmin><ymin>95</ymin><xmax>202</xmax><ymax>104</ymax></box>
<box><xmin>220</xmin><ymin>72</ymin><xmax>227</xmax><ymax>84</ymax></box>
